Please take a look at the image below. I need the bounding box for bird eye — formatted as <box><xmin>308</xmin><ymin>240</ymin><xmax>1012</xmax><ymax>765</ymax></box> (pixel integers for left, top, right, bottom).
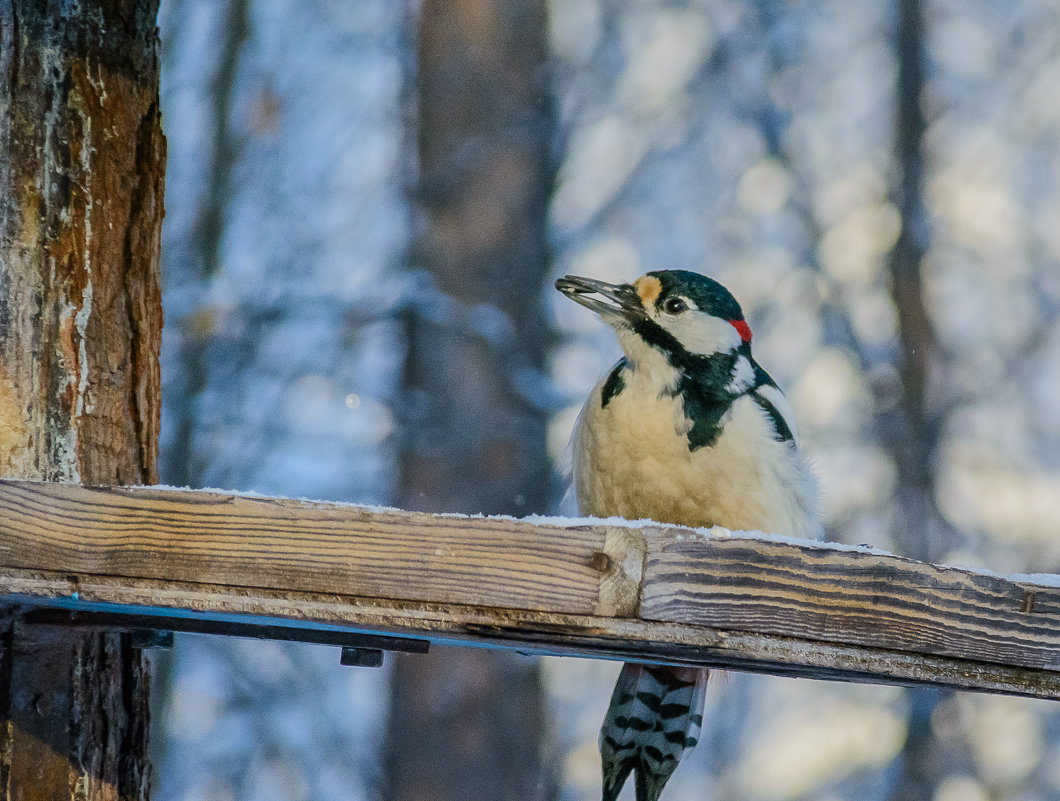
<box><xmin>662</xmin><ymin>297</ymin><xmax>688</xmax><ymax>314</ymax></box>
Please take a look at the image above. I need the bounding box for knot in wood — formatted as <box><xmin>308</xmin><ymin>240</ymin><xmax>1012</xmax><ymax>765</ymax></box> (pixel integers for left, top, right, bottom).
<box><xmin>589</xmin><ymin>551</ymin><xmax>612</xmax><ymax>572</ymax></box>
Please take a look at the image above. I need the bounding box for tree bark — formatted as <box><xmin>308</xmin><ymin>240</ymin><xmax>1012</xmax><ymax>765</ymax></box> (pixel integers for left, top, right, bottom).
<box><xmin>385</xmin><ymin>2</ymin><xmax>555</xmax><ymax>800</ymax></box>
<box><xmin>0</xmin><ymin>1</ymin><xmax>165</xmax><ymax>799</ymax></box>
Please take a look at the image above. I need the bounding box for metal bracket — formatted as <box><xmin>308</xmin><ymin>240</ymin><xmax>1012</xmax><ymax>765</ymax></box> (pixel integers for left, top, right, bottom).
<box><xmin>19</xmin><ymin>608</ymin><xmax>431</xmax><ymax>662</ymax></box>
<box><xmin>340</xmin><ymin>647</ymin><xmax>384</xmax><ymax>667</ymax></box>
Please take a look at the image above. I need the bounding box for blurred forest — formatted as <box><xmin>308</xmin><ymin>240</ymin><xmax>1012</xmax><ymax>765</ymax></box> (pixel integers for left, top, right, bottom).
<box><xmin>153</xmin><ymin>1</ymin><xmax>1060</xmax><ymax>801</ymax></box>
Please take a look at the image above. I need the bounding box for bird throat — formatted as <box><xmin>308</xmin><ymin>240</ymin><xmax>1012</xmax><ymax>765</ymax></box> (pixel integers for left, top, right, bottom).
<box><xmin>604</xmin><ymin>347</ymin><xmax>744</xmax><ymax>452</ymax></box>
<box><xmin>669</xmin><ymin>357</ymin><xmax>740</xmax><ymax>451</ymax></box>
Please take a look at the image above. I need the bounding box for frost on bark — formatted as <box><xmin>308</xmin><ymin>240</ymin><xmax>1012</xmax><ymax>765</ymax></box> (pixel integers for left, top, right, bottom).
<box><xmin>0</xmin><ymin>1</ymin><xmax>165</xmax><ymax>799</ymax></box>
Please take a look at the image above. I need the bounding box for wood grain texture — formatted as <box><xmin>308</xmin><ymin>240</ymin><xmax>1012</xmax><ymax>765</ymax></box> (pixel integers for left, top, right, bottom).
<box><xmin>641</xmin><ymin>532</ymin><xmax>1060</xmax><ymax>671</ymax></box>
<box><xmin>0</xmin><ymin>480</ymin><xmax>620</xmax><ymax>614</ymax></box>
<box><xmin>3</xmin><ymin>480</ymin><xmax>1060</xmax><ymax>699</ymax></box>
<box><xmin>7</xmin><ymin>565</ymin><xmax>1060</xmax><ymax>700</ymax></box>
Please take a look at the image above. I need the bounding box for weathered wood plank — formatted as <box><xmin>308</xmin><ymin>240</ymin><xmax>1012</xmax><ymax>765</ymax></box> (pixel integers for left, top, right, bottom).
<box><xmin>3</xmin><ymin>479</ymin><xmax>1060</xmax><ymax>699</ymax></box>
<box><xmin>6</xmin><ymin>566</ymin><xmax>1060</xmax><ymax>700</ymax></box>
<box><xmin>0</xmin><ymin>480</ymin><xmax>623</xmax><ymax>615</ymax></box>
<box><xmin>641</xmin><ymin>532</ymin><xmax>1060</xmax><ymax>671</ymax></box>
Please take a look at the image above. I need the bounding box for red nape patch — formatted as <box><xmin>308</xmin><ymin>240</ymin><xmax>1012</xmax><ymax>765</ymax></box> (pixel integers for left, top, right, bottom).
<box><xmin>729</xmin><ymin>319</ymin><xmax>753</xmax><ymax>342</ymax></box>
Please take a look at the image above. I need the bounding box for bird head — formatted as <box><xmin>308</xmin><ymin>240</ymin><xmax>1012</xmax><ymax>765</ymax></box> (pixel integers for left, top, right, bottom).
<box><xmin>556</xmin><ymin>270</ymin><xmax>752</xmax><ymax>371</ymax></box>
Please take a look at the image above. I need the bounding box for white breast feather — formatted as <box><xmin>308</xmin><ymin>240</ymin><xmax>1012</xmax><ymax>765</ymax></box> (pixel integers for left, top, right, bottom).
<box><xmin>573</xmin><ymin>366</ymin><xmax>820</xmax><ymax>538</ymax></box>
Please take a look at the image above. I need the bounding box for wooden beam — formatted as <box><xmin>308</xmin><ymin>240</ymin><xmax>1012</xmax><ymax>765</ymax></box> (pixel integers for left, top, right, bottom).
<box><xmin>644</xmin><ymin>532</ymin><xmax>1060</xmax><ymax>672</ymax></box>
<box><xmin>0</xmin><ymin>479</ymin><xmax>634</xmax><ymax>615</ymax></box>
<box><xmin>2</xmin><ymin>479</ymin><xmax>1060</xmax><ymax>699</ymax></box>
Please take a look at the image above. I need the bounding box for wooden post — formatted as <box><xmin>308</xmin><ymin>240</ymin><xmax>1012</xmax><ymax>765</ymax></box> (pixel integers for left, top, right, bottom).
<box><xmin>0</xmin><ymin>1</ymin><xmax>165</xmax><ymax>799</ymax></box>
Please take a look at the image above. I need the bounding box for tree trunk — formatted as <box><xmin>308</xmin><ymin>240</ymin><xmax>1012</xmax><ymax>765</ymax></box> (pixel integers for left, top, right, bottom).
<box><xmin>385</xmin><ymin>2</ymin><xmax>555</xmax><ymax>800</ymax></box>
<box><xmin>884</xmin><ymin>1</ymin><xmax>971</xmax><ymax>798</ymax></box>
<box><xmin>0</xmin><ymin>1</ymin><xmax>165</xmax><ymax>799</ymax></box>
<box><xmin>886</xmin><ymin>0</ymin><xmax>942</xmax><ymax>566</ymax></box>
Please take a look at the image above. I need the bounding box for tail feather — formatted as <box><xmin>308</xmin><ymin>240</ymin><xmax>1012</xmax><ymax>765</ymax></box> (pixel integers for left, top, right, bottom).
<box><xmin>600</xmin><ymin>664</ymin><xmax>708</xmax><ymax>801</ymax></box>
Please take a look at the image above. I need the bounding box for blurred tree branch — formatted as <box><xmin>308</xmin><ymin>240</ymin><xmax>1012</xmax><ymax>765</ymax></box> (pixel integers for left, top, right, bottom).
<box><xmin>165</xmin><ymin>0</ymin><xmax>250</xmax><ymax>489</ymax></box>
<box><xmin>733</xmin><ymin>3</ymin><xmax>972</xmax><ymax>798</ymax></box>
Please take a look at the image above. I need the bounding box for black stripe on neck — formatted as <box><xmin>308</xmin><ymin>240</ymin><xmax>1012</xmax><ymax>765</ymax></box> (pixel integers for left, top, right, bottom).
<box><xmin>601</xmin><ymin>358</ymin><xmax>628</xmax><ymax>408</ymax></box>
<box><xmin>629</xmin><ymin>317</ymin><xmax>764</xmax><ymax>451</ymax></box>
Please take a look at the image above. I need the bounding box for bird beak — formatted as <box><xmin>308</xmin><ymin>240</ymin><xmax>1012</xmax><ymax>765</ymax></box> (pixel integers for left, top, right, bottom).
<box><xmin>555</xmin><ymin>275</ymin><xmax>644</xmax><ymax>323</ymax></box>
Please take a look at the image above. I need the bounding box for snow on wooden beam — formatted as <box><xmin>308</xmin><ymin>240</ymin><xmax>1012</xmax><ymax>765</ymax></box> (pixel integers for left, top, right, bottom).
<box><xmin>1</xmin><ymin>479</ymin><xmax>1059</xmax><ymax>698</ymax></box>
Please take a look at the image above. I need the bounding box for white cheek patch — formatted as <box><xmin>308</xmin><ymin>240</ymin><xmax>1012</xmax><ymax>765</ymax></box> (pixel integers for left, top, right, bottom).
<box><xmin>725</xmin><ymin>355</ymin><xmax>754</xmax><ymax>393</ymax></box>
<box><xmin>658</xmin><ymin>311</ymin><xmax>741</xmax><ymax>357</ymax></box>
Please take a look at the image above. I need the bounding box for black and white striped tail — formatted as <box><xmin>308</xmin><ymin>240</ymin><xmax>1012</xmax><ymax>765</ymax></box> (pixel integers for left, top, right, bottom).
<box><xmin>599</xmin><ymin>664</ymin><xmax>708</xmax><ymax>801</ymax></box>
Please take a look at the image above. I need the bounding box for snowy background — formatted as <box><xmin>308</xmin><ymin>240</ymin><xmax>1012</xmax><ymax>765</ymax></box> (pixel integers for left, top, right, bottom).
<box><xmin>153</xmin><ymin>2</ymin><xmax>1060</xmax><ymax>801</ymax></box>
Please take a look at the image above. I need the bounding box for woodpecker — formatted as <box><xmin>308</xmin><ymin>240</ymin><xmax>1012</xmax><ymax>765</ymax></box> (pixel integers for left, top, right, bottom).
<box><xmin>556</xmin><ymin>269</ymin><xmax>820</xmax><ymax>801</ymax></box>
